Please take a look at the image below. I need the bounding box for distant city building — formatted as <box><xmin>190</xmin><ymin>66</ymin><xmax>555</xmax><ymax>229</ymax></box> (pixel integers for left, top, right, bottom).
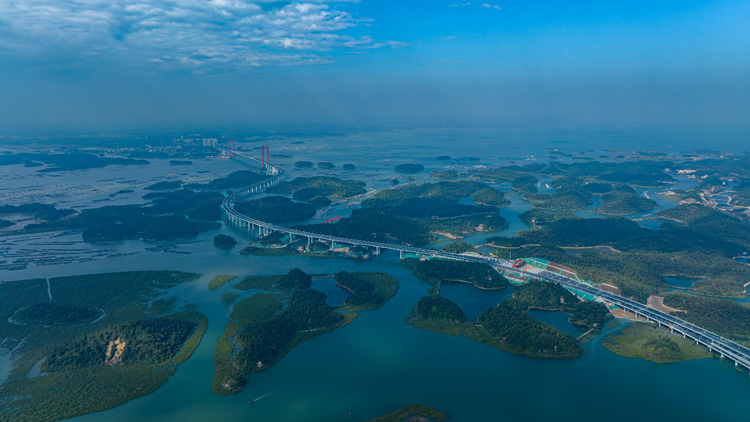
<box><xmin>202</xmin><ymin>138</ymin><xmax>218</xmax><ymax>148</ymax></box>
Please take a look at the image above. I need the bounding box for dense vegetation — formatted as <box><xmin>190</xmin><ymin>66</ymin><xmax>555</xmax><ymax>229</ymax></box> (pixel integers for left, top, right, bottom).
<box><xmin>188</xmin><ymin>170</ymin><xmax>269</xmax><ymax>190</ymax></box>
<box><xmin>363</xmin><ymin>180</ymin><xmax>487</xmax><ymax>207</ymax></box>
<box><xmin>145</xmin><ymin>180</ymin><xmax>182</xmax><ymax>190</ymax></box>
<box><xmin>12</xmin><ymin>302</ymin><xmax>100</xmax><ymax>326</ymax></box>
<box><xmin>525</xmin><ymin>188</ymin><xmax>593</xmax><ymax>211</ymax></box>
<box><xmin>208</xmin><ymin>274</ymin><xmax>238</xmax><ymax>291</ymax></box>
<box><xmin>0</xmin><ymin>203</ymin><xmax>75</xmax><ymax>221</ymax></box>
<box><xmin>233</xmin><ymin>268</ymin><xmax>312</xmax><ymax>292</ymax></box>
<box><xmin>594</xmin><ymin>191</ymin><xmax>657</xmax><ymax>215</ymax></box>
<box><xmin>441</xmin><ymin>241</ymin><xmax>476</xmax><ymax>254</ymax></box>
<box><xmin>42</xmin><ymin>318</ymin><xmax>196</xmax><ymax>372</ymax></box>
<box><xmin>366</xmin><ymin>404</ymin><xmax>450</xmax><ymax>422</ymax></box>
<box><xmin>213</xmin><ymin>234</ymin><xmax>238</xmax><ymax>249</ymax></box>
<box><xmin>414</xmin><ymin>296</ymin><xmax>466</xmax><ymax>322</ymax></box>
<box><xmin>213</xmin><ymin>288</ymin><xmax>350</xmax><ymax>394</ymax></box>
<box><xmin>0</xmin><ymin>152</ymin><xmax>149</xmax><ymax>172</ymax></box>
<box><xmin>234</xmin><ymin>196</ymin><xmax>316</xmax><ymax>223</ymax></box>
<box><xmin>477</xmin><ymin>300</ymin><xmax>582</xmax><ymax>358</ymax></box>
<box><xmin>318</xmin><ymin>161</ymin><xmax>335</xmax><ymax>169</ymax></box>
<box><xmin>430</xmin><ymin>170</ymin><xmax>460</xmax><ymax>179</ymax></box>
<box><xmin>471</xmin><ymin>187</ymin><xmax>511</xmax><ymax>206</ymax></box>
<box><xmin>268</xmin><ymin>176</ymin><xmax>366</xmax><ymax>199</ymax></box>
<box><xmin>402</xmin><ymin>258</ymin><xmax>509</xmax><ymax>294</ymax></box>
<box><xmin>298</xmin><ymin>202</ymin><xmax>506</xmax><ymax>246</ymax></box>
<box><xmin>342</xmin><ymin>163</ymin><xmax>356</xmax><ymax>170</ymax></box>
<box><xmin>335</xmin><ymin>271</ymin><xmax>399</xmax><ymax>311</ymax></box>
<box><xmin>0</xmin><ymin>271</ymin><xmax>204</xmax><ymax>422</ymax></box>
<box><xmin>0</xmin><ymin>218</ymin><xmax>12</xmax><ymax>228</ymax></box>
<box><xmin>663</xmin><ymin>293</ymin><xmax>750</xmax><ymax>341</ymax></box>
<box><xmin>295</xmin><ymin>161</ymin><xmax>314</xmax><ymax>168</ymax></box>
<box><xmin>394</xmin><ymin>163</ymin><xmax>424</xmax><ymax>174</ymax></box>
<box><xmin>20</xmin><ymin>188</ymin><xmax>224</xmax><ymax>241</ymax></box>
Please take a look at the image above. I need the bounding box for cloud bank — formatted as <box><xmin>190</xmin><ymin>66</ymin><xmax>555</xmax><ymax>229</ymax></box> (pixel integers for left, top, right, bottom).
<box><xmin>0</xmin><ymin>0</ymin><xmax>402</xmax><ymax>72</ymax></box>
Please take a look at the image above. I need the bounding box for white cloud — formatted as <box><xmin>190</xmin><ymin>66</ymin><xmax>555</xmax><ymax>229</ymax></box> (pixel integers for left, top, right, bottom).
<box><xmin>480</xmin><ymin>3</ymin><xmax>502</xmax><ymax>10</ymax></box>
<box><xmin>0</xmin><ymin>0</ymin><xmax>401</xmax><ymax>72</ymax></box>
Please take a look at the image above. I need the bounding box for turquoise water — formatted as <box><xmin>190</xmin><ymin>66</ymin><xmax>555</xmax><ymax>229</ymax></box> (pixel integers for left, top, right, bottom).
<box><xmin>2</xmin><ymin>129</ymin><xmax>750</xmax><ymax>421</ymax></box>
<box><xmin>665</xmin><ymin>276</ymin><xmax>704</xmax><ymax>288</ymax></box>
<box><xmin>65</xmin><ymin>244</ymin><xmax>750</xmax><ymax>422</ymax></box>
<box><xmin>438</xmin><ymin>281</ymin><xmax>513</xmax><ymax>322</ymax></box>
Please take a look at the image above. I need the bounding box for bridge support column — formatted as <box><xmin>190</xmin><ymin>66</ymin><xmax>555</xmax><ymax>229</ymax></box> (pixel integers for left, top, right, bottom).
<box><xmin>399</xmin><ymin>250</ymin><xmax>403</xmax><ymax>259</ymax></box>
<box><xmin>736</xmin><ymin>361</ymin><xmax>739</xmax><ymax>367</ymax></box>
<box><xmin>376</xmin><ymin>247</ymin><xmax>380</xmax><ymax>255</ymax></box>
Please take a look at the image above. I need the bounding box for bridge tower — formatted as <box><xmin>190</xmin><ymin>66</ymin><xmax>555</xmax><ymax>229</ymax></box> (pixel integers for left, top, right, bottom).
<box><xmin>261</xmin><ymin>146</ymin><xmax>270</xmax><ymax>169</ymax></box>
<box><xmin>227</xmin><ymin>138</ymin><xmax>236</xmax><ymax>158</ymax></box>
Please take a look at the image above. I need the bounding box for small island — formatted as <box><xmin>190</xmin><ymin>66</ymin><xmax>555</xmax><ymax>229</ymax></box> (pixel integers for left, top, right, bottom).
<box><xmin>213</xmin><ymin>234</ymin><xmax>238</xmax><ymax>249</ymax></box>
<box><xmin>367</xmin><ymin>404</ymin><xmax>450</xmax><ymax>422</ymax></box>
<box><xmin>394</xmin><ymin>163</ymin><xmax>424</xmax><ymax>174</ymax></box>
<box><xmin>602</xmin><ymin>323</ymin><xmax>714</xmax><ymax>363</ymax></box>
<box><xmin>406</xmin><ymin>281</ymin><xmax>611</xmax><ymax>359</ymax></box>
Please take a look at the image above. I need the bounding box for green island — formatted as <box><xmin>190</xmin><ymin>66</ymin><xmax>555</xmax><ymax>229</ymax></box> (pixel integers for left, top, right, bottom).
<box><xmin>594</xmin><ymin>190</ymin><xmax>658</xmax><ymax>215</ymax></box>
<box><xmin>213</xmin><ymin>234</ymin><xmax>238</xmax><ymax>249</ymax></box>
<box><xmin>234</xmin><ymin>196</ymin><xmax>316</xmax><ymax>223</ymax></box>
<box><xmin>221</xmin><ymin>292</ymin><xmax>241</xmax><ymax>306</ymax></box>
<box><xmin>12</xmin><ymin>188</ymin><xmax>225</xmax><ymax>242</ymax></box>
<box><xmin>267</xmin><ymin>176</ymin><xmax>367</xmax><ymax>200</ymax></box>
<box><xmin>144</xmin><ymin>180</ymin><xmax>182</xmax><ymax>190</ymax></box>
<box><xmin>295</xmin><ymin>181</ymin><xmax>507</xmax><ymax>245</ymax></box>
<box><xmin>334</xmin><ymin>271</ymin><xmax>399</xmax><ymax>311</ymax></box>
<box><xmin>294</xmin><ymin>160</ymin><xmax>314</xmax><ymax>168</ymax></box>
<box><xmin>602</xmin><ymin>323</ymin><xmax>715</xmax><ymax>363</ymax></box>
<box><xmin>208</xmin><ymin>274</ymin><xmax>238</xmax><ymax>290</ymax></box>
<box><xmin>0</xmin><ymin>152</ymin><xmax>149</xmax><ymax>172</ymax></box>
<box><xmin>187</xmin><ymin>170</ymin><xmax>269</xmax><ymax>190</ymax></box>
<box><xmin>406</xmin><ymin>281</ymin><xmax>610</xmax><ymax>359</ymax></box>
<box><xmin>471</xmin><ymin>186</ymin><xmax>511</xmax><ymax>207</ymax></box>
<box><xmin>318</xmin><ymin>161</ymin><xmax>335</xmax><ymax>169</ymax></box>
<box><xmin>0</xmin><ymin>271</ymin><xmax>206</xmax><ymax>422</ymax></box>
<box><xmin>429</xmin><ymin>169</ymin><xmax>460</xmax><ymax>179</ymax></box>
<box><xmin>366</xmin><ymin>404</ymin><xmax>450</xmax><ymax>422</ymax></box>
<box><xmin>394</xmin><ymin>163</ymin><xmax>424</xmax><ymax>174</ymax></box>
<box><xmin>213</xmin><ymin>268</ymin><xmax>357</xmax><ymax>395</ymax></box>
<box><xmin>401</xmin><ymin>258</ymin><xmax>509</xmax><ymax>295</ymax></box>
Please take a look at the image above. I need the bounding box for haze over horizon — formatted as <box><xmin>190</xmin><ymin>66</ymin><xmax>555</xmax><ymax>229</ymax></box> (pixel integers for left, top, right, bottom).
<box><xmin>1</xmin><ymin>0</ymin><xmax>749</xmax><ymax>136</ymax></box>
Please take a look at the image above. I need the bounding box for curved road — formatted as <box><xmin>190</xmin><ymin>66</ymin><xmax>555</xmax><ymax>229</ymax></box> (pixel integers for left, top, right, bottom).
<box><xmin>222</xmin><ymin>149</ymin><xmax>750</xmax><ymax>371</ymax></box>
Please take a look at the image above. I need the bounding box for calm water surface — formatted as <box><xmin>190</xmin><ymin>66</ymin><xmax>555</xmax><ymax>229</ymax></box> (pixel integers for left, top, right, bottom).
<box><xmin>2</xmin><ymin>129</ymin><xmax>749</xmax><ymax>421</ymax></box>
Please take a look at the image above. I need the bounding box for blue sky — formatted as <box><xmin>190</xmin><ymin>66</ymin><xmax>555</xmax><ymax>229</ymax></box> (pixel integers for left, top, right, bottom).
<box><xmin>0</xmin><ymin>0</ymin><xmax>748</xmax><ymax>134</ymax></box>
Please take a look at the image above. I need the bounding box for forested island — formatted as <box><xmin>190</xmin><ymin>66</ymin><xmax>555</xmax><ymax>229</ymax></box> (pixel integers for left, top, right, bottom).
<box><xmin>406</xmin><ymin>281</ymin><xmax>610</xmax><ymax>359</ymax></box>
<box><xmin>0</xmin><ymin>271</ymin><xmax>206</xmax><ymax>422</ymax></box>
<box><xmin>234</xmin><ymin>196</ymin><xmax>316</xmax><ymax>223</ymax></box>
<box><xmin>214</xmin><ymin>269</ymin><xmax>400</xmax><ymax>394</ymax></box>
<box><xmin>213</xmin><ymin>268</ymin><xmax>356</xmax><ymax>394</ymax></box>
<box><xmin>268</xmin><ymin>176</ymin><xmax>366</xmax><ymax>199</ymax></box>
<box><xmin>296</xmin><ymin>180</ymin><xmax>508</xmax><ymax>245</ymax></box>
<box><xmin>367</xmin><ymin>404</ymin><xmax>450</xmax><ymax>422</ymax></box>
<box><xmin>334</xmin><ymin>271</ymin><xmax>399</xmax><ymax>311</ymax></box>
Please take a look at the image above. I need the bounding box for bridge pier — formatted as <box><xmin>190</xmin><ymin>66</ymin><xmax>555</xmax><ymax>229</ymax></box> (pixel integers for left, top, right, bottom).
<box><xmin>399</xmin><ymin>250</ymin><xmax>403</xmax><ymax>259</ymax></box>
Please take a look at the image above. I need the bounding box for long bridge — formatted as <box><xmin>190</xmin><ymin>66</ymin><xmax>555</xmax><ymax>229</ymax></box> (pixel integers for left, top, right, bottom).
<box><xmin>222</xmin><ymin>149</ymin><xmax>750</xmax><ymax>372</ymax></box>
